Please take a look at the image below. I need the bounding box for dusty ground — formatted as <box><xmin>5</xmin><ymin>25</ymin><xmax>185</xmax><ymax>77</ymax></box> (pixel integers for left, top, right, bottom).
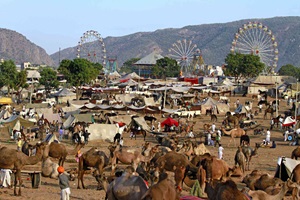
<box><xmin>0</xmin><ymin>94</ymin><xmax>297</xmax><ymax>199</ymax></box>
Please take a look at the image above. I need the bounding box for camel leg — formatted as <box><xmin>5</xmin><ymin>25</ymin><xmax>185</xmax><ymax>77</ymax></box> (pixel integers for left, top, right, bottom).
<box><xmin>13</xmin><ymin>171</ymin><xmax>17</xmax><ymax>195</ymax></box>
<box><xmin>17</xmin><ymin>170</ymin><xmax>22</xmax><ymax>196</ymax></box>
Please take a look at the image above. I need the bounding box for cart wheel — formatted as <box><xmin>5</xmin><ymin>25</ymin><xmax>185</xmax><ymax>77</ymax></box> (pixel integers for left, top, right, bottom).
<box><xmin>288</xmin><ymin>135</ymin><xmax>293</xmax><ymax>141</ymax></box>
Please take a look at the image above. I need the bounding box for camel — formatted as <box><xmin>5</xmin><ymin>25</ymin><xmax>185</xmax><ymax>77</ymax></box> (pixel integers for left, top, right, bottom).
<box><xmin>193</xmin><ymin>143</ymin><xmax>211</xmax><ymax>156</ymax></box>
<box><xmin>21</xmin><ymin>140</ymin><xmax>35</xmax><ymax>156</ymax></box>
<box><xmin>141</xmin><ymin>172</ymin><xmax>180</xmax><ymax>200</ymax></box>
<box><xmin>223</xmin><ymin>115</ymin><xmax>239</xmax><ymax>128</ymax></box>
<box><xmin>191</xmin><ymin>153</ymin><xmax>212</xmax><ymax>167</ymax></box>
<box><xmin>291</xmin><ymin>146</ymin><xmax>300</xmax><ymax>160</ymax></box>
<box><xmin>234</xmin><ymin>146</ymin><xmax>246</xmax><ymax>173</ymax></box>
<box><xmin>200</xmin><ymin>156</ymin><xmax>231</xmax><ymax>181</ymax></box>
<box><xmin>245</xmin><ymin>180</ymin><xmax>295</xmax><ymax>200</ymax></box>
<box><xmin>242</xmin><ymin>170</ymin><xmax>265</xmax><ymax>190</ymax></box>
<box><xmin>110</xmin><ymin>145</ymin><xmax>158</xmax><ymax>175</ymax></box>
<box><xmin>41</xmin><ymin>157</ymin><xmax>76</xmax><ymax>180</ymax></box>
<box><xmin>0</xmin><ymin>142</ymin><xmax>47</xmax><ymax>196</ymax></box>
<box><xmin>205</xmin><ymin>179</ymin><xmax>248</xmax><ymax>200</ymax></box>
<box><xmin>254</xmin><ymin>174</ymin><xmax>283</xmax><ymax>192</ymax></box>
<box><xmin>291</xmin><ymin>164</ymin><xmax>300</xmax><ymax>200</ymax></box>
<box><xmin>77</xmin><ymin>147</ymin><xmax>110</xmax><ymax>189</ymax></box>
<box><xmin>105</xmin><ymin>166</ymin><xmax>149</xmax><ymax>200</ymax></box>
<box><xmin>221</xmin><ymin>127</ymin><xmax>246</xmax><ymax>147</ymax></box>
<box><xmin>242</xmin><ymin>145</ymin><xmax>259</xmax><ymax>171</ymax></box>
<box><xmin>154</xmin><ymin>151</ymin><xmax>198</xmax><ymax>191</ymax></box>
<box><xmin>46</xmin><ymin>142</ymin><xmax>84</xmax><ymax>166</ymax></box>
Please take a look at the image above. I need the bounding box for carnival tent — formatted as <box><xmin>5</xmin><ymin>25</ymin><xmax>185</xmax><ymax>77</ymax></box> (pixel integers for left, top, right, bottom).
<box><xmin>161</xmin><ymin>117</ymin><xmax>179</xmax><ymax>127</ymax></box>
<box><xmin>283</xmin><ymin>116</ymin><xmax>296</xmax><ymax>127</ymax></box>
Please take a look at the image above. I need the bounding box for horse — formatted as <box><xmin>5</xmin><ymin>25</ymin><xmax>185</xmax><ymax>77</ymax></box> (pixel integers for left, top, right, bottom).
<box><xmin>129</xmin><ymin>127</ymin><xmax>147</xmax><ymax>141</ymax></box>
<box><xmin>144</xmin><ymin>116</ymin><xmax>157</xmax><ymax>124</ymax></box>
<box><xmin>211</xmin><ymin>114</ymin><xmax>217</xmax><ymax>122</ymax></box>
<box><xmin>257</xmin><ymin>100</ymin><xmax>269</xmax><ymax>106</ymax></box>
<box><xmin>264</xmin><ymin>107</ymin><xmax>274</xmax><ymax>119</ymax></box>
<box><xmin>272</xmin><ymin>115</ymin><xmax>282</xmax><ymax>128</ymax></box>
<box><xmin>206</xmin><ymin>109</ymin><xmax>213</xmax><ymax>116</ymax></box>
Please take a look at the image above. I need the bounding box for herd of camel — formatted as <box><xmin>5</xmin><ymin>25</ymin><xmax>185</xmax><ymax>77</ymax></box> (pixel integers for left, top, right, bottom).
<box><xmin>2</xmin><ymin>92</ymin><xmax>300</xmax><ymax>199</ymax></box>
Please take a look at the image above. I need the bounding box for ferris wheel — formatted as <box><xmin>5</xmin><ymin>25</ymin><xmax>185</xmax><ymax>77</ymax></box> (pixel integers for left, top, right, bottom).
<box><xmin>77</xmin><ymin>30</ymin><xmax>107</xmax><ymax>65</ymax></box>
<box><xmin>230</xmin><ymin>22</ymin><xmax>278</xmax><ymax>74</ymax></box>
<box><xmin>168</xmin><ymin>39</ymin><xmax>197</xmax><ymax>76</ymax></box>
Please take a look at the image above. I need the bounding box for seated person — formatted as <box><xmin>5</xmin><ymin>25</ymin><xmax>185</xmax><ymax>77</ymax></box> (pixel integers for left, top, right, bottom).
<box><xmin>270</xmin><ymin>141</ymin><xmax>276</xmax><ymax>148</ymax></box>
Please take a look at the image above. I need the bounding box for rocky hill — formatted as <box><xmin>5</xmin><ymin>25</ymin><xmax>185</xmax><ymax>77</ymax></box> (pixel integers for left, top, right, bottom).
<box><xmin>0</xmin><ymin>28</ymin><xmax>54</xmax><ymax>66</ymax></box>
<box><xmin>1</xmin><ymin>16</ymin><xmax>300</xmax><ymax>70</ymax></box>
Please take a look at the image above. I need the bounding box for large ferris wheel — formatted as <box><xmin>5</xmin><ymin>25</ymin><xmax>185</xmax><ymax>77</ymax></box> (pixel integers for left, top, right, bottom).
<box><xmin>230</xmin><ymin>22</ymin><xmax>278</xmax><ymax>74</ymax></box>
<box><xmin>168</xmin><ymin>39</ymin><xmax>198</xmax><ymax>77</ymax></box>
<box><xmin>77</xmin><ymin>30</ymin><xmax>107</xmax><ymax>65</ymax></box>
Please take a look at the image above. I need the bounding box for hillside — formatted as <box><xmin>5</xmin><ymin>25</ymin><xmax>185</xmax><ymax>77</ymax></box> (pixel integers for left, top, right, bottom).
<box><xmin>0</xmin><ymin>28</ymin><xmax>54</xmax><ymax>66</ymax></box>
<box><xmin>50</xmin><ymin>16</ymin><xmax>300</xmax><ymax>70</ymax></box>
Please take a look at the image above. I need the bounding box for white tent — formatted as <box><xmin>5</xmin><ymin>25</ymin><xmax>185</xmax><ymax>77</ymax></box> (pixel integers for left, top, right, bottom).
<box><xmin>87</xmin><ymin>124</ymin><xmax>117</xmax><ymax>142</ymax></box>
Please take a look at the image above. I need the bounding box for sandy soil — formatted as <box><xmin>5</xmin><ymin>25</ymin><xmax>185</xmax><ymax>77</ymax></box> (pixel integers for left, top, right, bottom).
<box><xmin>0</xmin><ymin>94</ymin><xmax>297</xmax><ymax>199</ymax></box>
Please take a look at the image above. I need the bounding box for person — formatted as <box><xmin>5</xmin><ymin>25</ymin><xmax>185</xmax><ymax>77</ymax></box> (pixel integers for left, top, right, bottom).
<box><xmin>83</xmin><ymin>130</ymin><xmax>90</xmax><ymax>145</ymax></box>
<box><xmin>211</xmin><ymin>123</ymin><xmax>216</xmax><ymax>133</ymax></box>
<box><xmin>279</xmin><ymin>116</ymin><xmax>284</xmax><ymax>130</ymax></box>
<box><xmin>240</xmin><ymin>131</ymin><xmax>250</xmax><ymax>145</ymax></box>
<box><xmin>57</xmin><ymin>166</ymin><xmax>71</xmax><ymax>200</ymax></box>
<box><xmin>17</xmin><ymin>137</ymin><xmax>22</xmax><ymax>151</ymax></box>
<box><xmin>218</xmin><ymin>144</ymin><xmax>224</xmax><ymax>159</ymax></box>
<box><xmin>75</xmin><ymin>150</ymin><xmax>82</xmax><ymax>163</ymax></box>
<box><xmin>270</xmin><ymin>141</ymin><xmax>276</xmax><ymax>148</ymax></box>
<box><xmin>258</xmin><ymin>104</ymin><xmax>263</xmax><ymax>113</ymax></box>
<box><xmin>157</xmin><ymin>122</ymin><xmax>161</xmax><ymax>132</ymax></box>
<box><xmin>266</xmin><ymin>129</ymin><xmax>271</xmax><ymax>144</ymax></box>
<box><xmin>59</xmin><ymin>126</ymin><xmax>64</xmax><ymax>141</ymax></box>
<box><xmin>270</xmin><ymin>119</ymin><xmax>274</xmax><ymax>130</ymax></box>
<box><xmin>0</xmin><ymin>169</ymin><xmax>12</xmax><ymax>188</ymax></box>
<box><xmin>207</xmin><ymin>132</ymin><xmax>212</xmax><ymax>146</ymax></box>
<box><xmin>284</xmin><ymin>130</ymin><xmax>289</xmax><ymax>141</ymax></box>
<box><xmin>215</xmin><ymin>129</ymin><xmax>221</xmax><ymax>147</ymax></box>
<box><xmin>187</xmin><ymin>131</ymin><xmax>194</xmax><ymax>138</ymax></box>
<box><xmin>119</xmin><ymin>137</ymin><xmax>124</xmax><ymax>148</ymax></box>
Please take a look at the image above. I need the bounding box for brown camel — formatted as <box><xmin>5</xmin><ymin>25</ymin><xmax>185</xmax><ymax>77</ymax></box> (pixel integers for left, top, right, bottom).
<box><xmin>191</xmin><ymin>153</ymin><xmax>212</xmax><ymax>166</ymax></box>
<box><xmin>141</xmin><ymin>172</ymin><xmax>180</xmax><ymax>200</ymax></box>
<box><xmin>211</xmin><ymin>114</ymin><xmax>218</xmax><ymax>122</ymax></box>
<box><xmin>245</xmin><ymin>180</ymin><xmax>295</xmax><ymax>200</ymax></box>
<box><xmin>205</xmin><ymin>179</ymin><xmax>248</xmax><ymax>200</ymax></box>
<box><xmin>110</xmin><ymin>145</ymin><xmax>158</xmax><ymax>175</ymax></box>
<box><xmin>290</xmin><ymin>164</ymin><xmax>300</xmax><ymax>200</ymax></box>
<box><xmin>223</xmin><ymin>115</ymin><xmax>239</xmax><ymax>128</ymax></box>
<box><xmin>242</xmin><ymin>145</ymin><xmax>259</xmax><ymax>171</ymax></box>
<box><xmin>234</xmin><ymin>146</ymin><xmax>246</xmax><ymax>173</ymax></box>
<box><xmin>46</xmin><ymin>142</ymin><xmax>84</xmax><ymax>166</ymax></box>
<box><xmin>0</xmin><ymin>142</ymin><xmax>47</xmax><ymax>196</ymax></box>
<box><xmin>254</xmin><ymin>174</ymin><xmax>283</xmax><ymax>192</ymax></box>
<box><xmin>291</xmin><ymin>146</ymin><xmax>300</xmax><ymax>160</ymax></box>
<box><xmin>242</xmin><ymin>170</ymin><xmax>264</xmax><ymax>190</ymax></box>
<box><xmin>200</xmin><ymin>156</ymin><xmax>231</xmax><ymax>181</ymax></box>
<box><xmin>77</xmin><ymin>147</ymin><xmax>110</xmax><ymax>189</ymax></box>
<box><xmin>221</xmin><ymin>127</ymin><xmax>246</xmax><ymax>147</ymax></box>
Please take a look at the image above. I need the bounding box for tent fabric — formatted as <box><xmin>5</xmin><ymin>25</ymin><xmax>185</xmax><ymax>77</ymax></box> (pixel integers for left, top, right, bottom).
<box><xmin>216</xmin><ymin>104</ymin><xmax>230</xmax><ymax>114</ymax></box>
<box><xmin>35</xmin><ymin>107</ymin><xmax>53</xmax><ymax>116</ymax></box>
<box><xmin>275</xmin><ymin>157</ymin><xmax>300</xmax><ymax>181</ymax></box>
<box><xmin>144</xmin><ymin>97</ymin><xmax>156</xmax><ymax>106</ymax></box>
<box><xmin>73</xmin><ymin>113</ymin><xmax>94</xmax><ymax>123</ymax></box>
<box><xmin>283</xmin><ymin>116</ymin><xmax>296</xmax><ymax>127</ymax></box>
<box><xmin>109</xmin><ymin>115</ymin><xmax>132</xmax><ymax>125</ymax></box>
<box><xmin>26</xmin><ymin>103</ymin><xmax>49</xmax><ymax>109</ymax></box>
<box><xmin>63</xmin><ymin>115</ymin><xmax>76</xmax><ymax>129</ymax></box>
<box><xmin>44</xmin><ymin>133</ymin><xmax>59</xmax><ymax>144</ymax></box>
<box><xmin>87</xmin><ymin>124</ymin><xmax>117</xmax><ymax>142</ymax></box>
<box><xmin>0</xmin><ymin>97</ymin><xmax>13</xmax><ymax>104</ymax></box>
<box><xmin>201</xmin><ymin>97</ymin><xmax>219</xmax><ymax>106</ymax></box>
<box><xmin>132</xmin><ymin>117</ymin><xmax>151</xmax><ymax>131</ymax></box>
<box><xmin>234</xmin><ymin>104</ymin><xmax>248</xmax><ymax>113</ymax></box>
<box><xmin>171</xmin><ymin>87</ymin><xmax>191</xmax><ymax>93</ymax></box>
<box><xmin>43</xmin><ymin>113</ymin><xmax>62</xmax><ymax>123</ymax></box>
<box><xmin>53</xmin><ymin>88</ymin><xmax>75</xmax><ymax>97</ymax></box>
<box><xmin>2</xmin><ymin>116</ymin><xmax>35</xmax><ymax>130</ymax></box>
<box><xmin>161</xmin><ymin>117</ymin><xmax>179</xmax><ymax>127</ymax></box>
<box><xmin>0</xmin><ymin>110</ymin><xmax>11</xmax><ymax>119</ymax></box>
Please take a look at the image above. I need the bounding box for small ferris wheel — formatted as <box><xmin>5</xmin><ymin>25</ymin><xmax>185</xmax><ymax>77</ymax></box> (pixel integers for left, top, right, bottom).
<box><xmin>77</xmin><ymin>30</ymin><xmax>107</xmax><ymax>65</ymax></box>
<box><xmin>230</xmin><ymin>22</ymin><xmax>278</xmax><ymax>74</ymax></box>
<box><xmin>168</xmin><ymin>39</ymin><xmax>197</xmax><ymax>77</ymax></box>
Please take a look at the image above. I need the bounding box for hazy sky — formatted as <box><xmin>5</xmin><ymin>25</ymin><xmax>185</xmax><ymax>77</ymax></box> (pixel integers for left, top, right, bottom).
<box><xmin>1</xmin><ymin>0</ymin><xmax>299</xmax><ymax>54</ymax></box>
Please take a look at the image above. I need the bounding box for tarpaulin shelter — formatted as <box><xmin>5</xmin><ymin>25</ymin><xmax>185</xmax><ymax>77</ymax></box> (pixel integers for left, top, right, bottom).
<box><xmin>161</xmin><ymin>117</ymin><xmax>179</xmax><ymax>127</ymax></box>
<box><xmin>87</xmin><ymin>124</ymin><xmax>117</xmax><ymax>142</ymax></box>
<box><xmin>201</xmin><ymin>97</ymin><xmax>219</xmax><ymax>114</ymax></box>
<box><xmin>234</xmin><ymin>104</ymin><xmax>248</xmax><ymax>114</ymax></box>
<box><xmin>283</xmin><ymin>116</ymin><xmax>296</xmax><ymax>127</ymax></box>
<box><xmin>0</xmin><ymin>97</ymin><xmax>13</xmax><ymax>104</ymax></box>
<box><xmin>275</xmin><ymin>157</ymin><xmax>300</xmax><ymax>181</ymax></box>
<box><xmin>43</xmin><ymin>113</ymin><xmax>62</xmax><ymax>123</ymax></box>
<box><xmin>1</xmin><ymin>115</ymin><xmax>35</xmax><ymax>131</ymax></box>
<box><xmin>108</xmin><ymin>115</ymin><xmax>132</xmax><ymax>125</ymax></box>
<box><xmin>130</xmin><ymin>117</ymin><xmax>151</xmax><ymax>131</ymax></box>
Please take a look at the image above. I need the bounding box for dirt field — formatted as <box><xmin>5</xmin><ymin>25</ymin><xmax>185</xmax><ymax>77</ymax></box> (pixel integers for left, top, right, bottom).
<box><xmin>0</xmin><ymin>94</ymin><xmax>297</xmax><ymax>199</ymax></box>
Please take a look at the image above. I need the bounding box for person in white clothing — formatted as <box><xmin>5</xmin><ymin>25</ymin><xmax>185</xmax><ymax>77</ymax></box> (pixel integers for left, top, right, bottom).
<box><xmin>284</xmin><ymin>130</ymin><xmax>289</xmax><ymax>141</ymax></box>
<box><xmin>0</xmin><ymin>169</ymin><xmax>12</xmax><ymax>188</ymax></box>
<box><xmin>218</xmin><ymin>144</ymin><xmax>224</xmax><ymax>159</ymax></box>
<box><xmin>207</xmin><ymin>132</ymin><xmax>212</xmax><ymax>146</ymax></box>
<box><xmin>157</xmin><ymin>122</ymin><xmax>161</xmax><ymax>132</ymax></box>
<box><xmin>211</xmin><ymin>123</ymin><xmax>216</xmax><ymax>133</ymax></box>
<box><xmin>266</xmin><ymin>129</ymin><xmax>271</xmax><ymax>144</ymax></box>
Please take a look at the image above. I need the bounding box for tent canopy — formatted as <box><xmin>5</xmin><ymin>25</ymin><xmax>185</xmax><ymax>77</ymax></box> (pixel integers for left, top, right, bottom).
<box><xmin>161</xmin><ymin>117</ymin><xmax>179</xmax><ymax>127</ymax></box>
<box><xmin>283</xmin><ymin>116</ymin><xmax>296</xmax><ymax>127</ymax></box>
<box><xmin>0</xmin><ymin>97</ymin><xmax>13</xmax><ymax>105</ymax></box>
<box><xmin>275</xmin><ymin>157</ymin><xmax>300</xmax><ymax>181</ymax></box>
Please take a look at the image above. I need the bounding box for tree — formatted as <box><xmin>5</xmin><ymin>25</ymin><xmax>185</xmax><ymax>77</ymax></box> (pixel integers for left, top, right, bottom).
<box><xmin>224</xmin><ymin>53</ymin><xmax>265</xmax><ymax>82</ymax></box>
<box><xmin>278</xmin><ymin>64</ymin><xmax>300</xmax><ymax>78</ymax></box>
<box><xmin>39</xmin><ymin>67</ymin><xmax>59</xmax><ymax>96</ymax></box>
<box><xmin>58</xmin><ymin>58</ymin><xmax>102</xmax><ymax>99</ymax></box>
<box><xmin>120</xmin><ymin>58</ymin><xmax>140</xmax><ymax>73</ymax></box>
<box><xmin>153</xmin><ymin>57</ymin><xmax>180</xmax><ymax>78</ymax></box>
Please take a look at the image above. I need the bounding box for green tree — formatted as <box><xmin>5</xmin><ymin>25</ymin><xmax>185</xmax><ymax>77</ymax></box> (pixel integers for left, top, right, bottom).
<box><xmin>278</xmin><ymin>64</ymin><xmax>300</xmax><ymax>78</ymax></box>
<box><xmin>58</xmin><ymin>58</ymin><xmax>102</xmax><ymax>99</ymax></box>
<box><xmin>153</xmin><ymin>57</ymin><xmax>180</xmax><ymax>78</ymax></box>
<box><xmin>39</xmin><ymin>67</ymin><xmax>59</xmax><ymax>95</ymax></box>
<box><xmin>120</xmin><ymin>58</ymin><xmax>140</xmax><ymax>73</ymax></box>
<box><xmin>224</xmin><ymin>53</ymin><xmax>265</xmax><ymax>82</ymax></box>
<box><xmin>0</xmin><ymin>60</ymin><xmax>18</xmax><ymax>96</ymax></box>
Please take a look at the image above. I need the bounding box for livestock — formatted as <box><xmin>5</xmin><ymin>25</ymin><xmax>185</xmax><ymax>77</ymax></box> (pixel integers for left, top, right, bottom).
<box><xmin>234</xmin><ymin>146</ymin><xmax>246</xmax><ymax>173</ymax></box>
